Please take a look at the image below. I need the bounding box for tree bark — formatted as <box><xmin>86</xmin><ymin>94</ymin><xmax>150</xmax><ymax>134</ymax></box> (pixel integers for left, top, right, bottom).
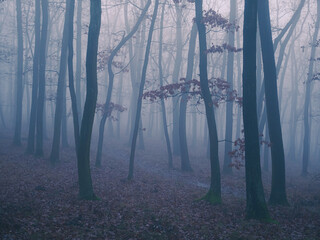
<box><xmin>243</xmin><ymin>0</ymin><xmax>269</xmax><ymax>220</ymax></box>
<box><xmin>77</xmin><ymin>0</ymin><xmax>101</xmax><ymax>200</ymax></box>
<box><xmin>258</xmin><ymin>0</ymin><xmax>289</xmax><ymax>206</ymax></box>
<box><xmin>195</xmin><ymin>0</ymin><xmax>221</xmax><ymax>204</ymax></box>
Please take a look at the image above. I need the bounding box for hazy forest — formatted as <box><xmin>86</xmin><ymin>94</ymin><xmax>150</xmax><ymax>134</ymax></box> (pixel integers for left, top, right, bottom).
<box><xmin>0</xmin><ymin>0</ymin><xmax>320</xmax><ymax>239</ymax></box>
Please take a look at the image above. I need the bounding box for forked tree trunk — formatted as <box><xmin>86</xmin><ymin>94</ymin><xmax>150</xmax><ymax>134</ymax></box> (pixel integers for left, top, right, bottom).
<box><xmin>95</xmin><ymin>0</ymin><xmax>151</xmax><ymax>167</ymax></box>
<box><xmin>242</xmin><ymin>0</ymin><xmax>269</xmax><ymax>220</ymax></box>
<box><xmin>128</xmin><ymin>0</ymin><xmax>159</xmax><ymax>180</ymax></box>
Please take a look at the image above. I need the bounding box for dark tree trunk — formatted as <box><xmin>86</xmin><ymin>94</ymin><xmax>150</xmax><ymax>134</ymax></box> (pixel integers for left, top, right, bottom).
<box><xmin>223</xmin><ymin>0</ymin><xmax>237</xmax><ymax>174</ymax></box>
<box><xmin>50</xmin><ymin>0</ymin><xmax>71</xmax><ymax>163</ymax></box>
<box><xmin>128</xmin><ymin>0</ymin><xmax>159</xmax><ymax>180</ymax></box>
<box><xmin>242</xmin><ymin>0</ymin><xmax>269</xmax><ymax>220</ymax></box>
<box><xmin>95</xmin><ymin>0</ymin><xmax>151</xmax><ymax>168</ymax></box>
<box><xmin>195</xmin><ymin>0</ymin><xmax>221</xmax><ymax>204</ymax></box>
<box><xmin>68</xmin><ymin>0</ymin><xmax>80</xmax><ymax>152</ymax></box>
<box><xmin>75</xmin><ymin>0</ymin><xmax>82</xmax><ymax>120</ymax></box>
<box><xmin>302</xmin><ymin>0</ymin><xmax>320</xmax><ymax>176</ymax></box>
<box><xmin>179</xmin><ymin>23</ymin><xmax>197</xmax><ymax>172</ymax></box>
<box><xmin>26</xmin><ymin>0</ymin><xmax>41</xmax><ymax>154</ymax></box>
<box><xmin>13</xmin><ymin>0</ymin><xmax>23</xmax><ymax>146</ymax></box>
<box><xmin>258</xmin><ymin>0</ymin><xmax>288</xmax><ymax>206</ymax></box>
<box><xmin>77</xmin><ymin>0</ymin><xmax>101</xmax><ymax>200</ymax></box>
<box><xmin>35</xmin><ymin>0</ymin><xmax>49</xmax><ymax>156</ymax></box>
<box><xmin>158</xmin><ymin>0</ymin><xmax>173</xmax><ymax>169</ymax></box>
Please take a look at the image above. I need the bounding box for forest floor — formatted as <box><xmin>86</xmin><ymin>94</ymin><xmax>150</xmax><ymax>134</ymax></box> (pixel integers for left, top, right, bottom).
<box><xmin>0</xmin><ymin>133</ymin><xmax>320</xmax><ymax>240</ymax></box>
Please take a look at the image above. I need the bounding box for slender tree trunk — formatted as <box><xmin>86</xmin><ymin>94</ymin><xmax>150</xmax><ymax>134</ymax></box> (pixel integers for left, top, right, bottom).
<box><xmin>195</xmin><ymin>0</ymin><xmax>221</xmax><ymax>204</ymax></box>
<box><xmin>50</xmin><ymin>0</ymin><xmax>71</xmax><ymax>163</ymax></box>
<box><xmin>179</xmin><ymin>23</ymin><xmax>197</xmax><ymax>172</ymax></box>
<box><xmin>243</xmin><ymin>0</ymin><xmax>269</xmax><ymax>220</ymax></box>
<box><xmin>302</xmin><ymin>0</ymin><xmax>320</xmax><ymax>176</ymax></box>
<box><xmin>77</xmin><ymin>0</ymin><xmax>101</xmax><ymax>200</ymax></box>
<box><xmin>26</xmin><ymin>0</ymin><xmax>40</xmax><ymax>154</ymax></box>
<box><xmin>75</xmin><ymin>0</ymin><xmax>82</xmax><ymax>120</ymax></box>
<box><xmin>35</xmin><ymin>0</ymin><xmax>49</xmax><ymax>156</ymax></box>
<box><xmin>95</xmin><ymin>0</ymin><xmax>151</xmax><ymax>167</ymax></box>
<box><xmin>68</xmin><ymin>0</ymin><xmax>80</xmax><ymax>152</ymax></box>
<box><xmin>13</xmin><ymin>0</ymin><xmax>23</xmax><ymax>146</ymax></box>
<box><xmin>128</xmin><ymin>0</ymin><xmax>159</xmax><ymax>180</ymax></box>
<box><xmin>172</xmin><ymin>2</ymin><xmax>183</xmax><ymax>156</ymax></box>
<box><xmin>223</xmin><ymin>0</ymin><xmax>237</xmax><ymax>174</ymax></box>
<box><xmin>258</xmin><ymin>0</ymin><xmax>288</xmax><ymax>206</ymax></box>
<box><xmin>158</xmin><ymin>0</ymin><xmax>173</xmax><ymax>168</ymax></box>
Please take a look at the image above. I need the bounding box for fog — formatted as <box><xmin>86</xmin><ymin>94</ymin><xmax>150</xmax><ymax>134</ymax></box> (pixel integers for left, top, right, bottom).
<box><xmin>0</xmin><ymin>0</ymin><xmax>319</xmax><ymax>239</ymax></box>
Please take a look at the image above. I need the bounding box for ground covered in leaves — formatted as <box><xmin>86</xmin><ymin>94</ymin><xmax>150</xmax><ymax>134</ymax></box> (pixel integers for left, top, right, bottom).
<box><xmin>0</xmin><ymin>135</ymin><xmax>320</xmax><ymax>240</ymax></box>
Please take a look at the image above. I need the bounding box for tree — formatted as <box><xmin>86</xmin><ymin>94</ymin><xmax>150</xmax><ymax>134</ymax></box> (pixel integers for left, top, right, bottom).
<box><xmin>13</xmin><ymin>0</ymin><xmax>23</xmax><ymax>146</ymax></box>
<box><xmin>258</xmin><ymin>0</ymin><xmax>288</xmax><ymax>206</ymax></box>
<box><xmin>158</xmin><ymin>0</ymin><xmax>173</xmax><ymax>168</ymax></box>
<box><xmin>50</xmin><ymin>0</ymin><xmax>72</xmax><ymax>163</ymax></box>
<box><xmin>35</xmin><ymin>0</ymin><xmax>49</xmax><ymax>156</ymax></box>
<box><xmin>179</xmin><ymin>22</ymin><xmax>197</xmax><ymax>172</ymax></box>
<box><xmin>26</xmin><ymin>0</ymin><xmax>40</xmax><ymax>154</ymax></box>
<box><xmin>128</xmin><ymin>0</ymin><xmax>159</xmax><ymax>180</ymax></box>
<box><xmin>77</xmin><ymin>0</ymin><xmax>101</xmax><ymax>200</ymax></box>
<box><xmin>302</xmin><ymin>0</ymin><xmax>320</xmax><ymax>176</ymax></box>
<box><xmin>95</xmin><ymin>0</ymin><xmax>151</xmax><ymax>168</ymax></box>
<box><xmin>68</xmin><ymin>0</ymin><xmax>80</xmax><ymax>153</ymax></box>
<box><xmin>242</xmin><ymin>0</ymin><xmax>269</xmax><ymax>220</ymax></box>
<box><xmin>195</xmin><ymin>0</ymin><xmax>221</xmax><ymax>204</ymax></box>
<box><xmin>75</xmin><ymin>0</ymin><xmax>82</xmax><ymax>120</ymax></box>
<box><xmin>223</xmin><ymin>0</ymin><xmax>237</xmax><ymax>174</ymax></box>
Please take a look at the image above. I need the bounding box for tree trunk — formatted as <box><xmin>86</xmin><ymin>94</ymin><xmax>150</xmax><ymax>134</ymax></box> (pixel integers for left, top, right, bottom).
<box><xmin>179</xmin><ymin>23</ymin><xmax>197</xmax><ymax>172</ymax></box>
<box><xmin>26</xmin><ymin>0</ymin><xmax>40</xmax><ymax>154</ymax></box>
<box><xmin>77</xmin><ymin>0</ymin><xmax>101</xmax><ymax>200</ymax></box>
<box><xmin>95</xmin><ymin>0</ymin><xmax>151</xmax><ymax>167</ymax></box>
<box><xmin>128</xmin><ymin>0</ymin><xmax>159</xmax><ymax>180</ymax></box>
<box><xmin>68</xmin><ymin>0</ymin><xmax>80</xmax><ymax>152</ymax></box>
<box><xmin>172</xmin><ymin>2</ymin><xmax>183</xmax><ymax>156</ymax></box>
<box><xmin>223</xmin><ymin>0</ymin><xmax>237</xmax><ymax>174</ymax></box>
<box><xmin>158</xmin><ymin>0</ymin><xmax>173</xmax><ymax>169</ymax></box>
<box><xmin>50</xmin><ymin>0</ymin><xmax>71</xmax><ymax>163</ymax></box>
<box><xmin>35</xmin><ymin>0</ymin><xmax>49</xmax><ymax>156</ymax></box>
<box><xmin>243</xmin><ymin>0</ymin><xmax>269</xmax><ymax>220</ymax></box>
<box><xmin>258</xmin><ymin>0</ymin><xmax>289</xmax><ymax>206</ymax></box>
<box><xmin>195</xmin><ymin>0</ymin><xmax>221</xmax><ymax>204</ymax></box>
<box><xmin>75</xmin><ymin>0</ymin><xmax>82</xmax><ymax>120</ymax></box>
<box><xmin>302</xmin><ymin>0</ymin><xmax>320</xmax><ymax>176</ymax></box>
<box><xmin>13</xmin><ymin>0</ymin><xmax>23</xmax><ymax>146</ymax></box>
